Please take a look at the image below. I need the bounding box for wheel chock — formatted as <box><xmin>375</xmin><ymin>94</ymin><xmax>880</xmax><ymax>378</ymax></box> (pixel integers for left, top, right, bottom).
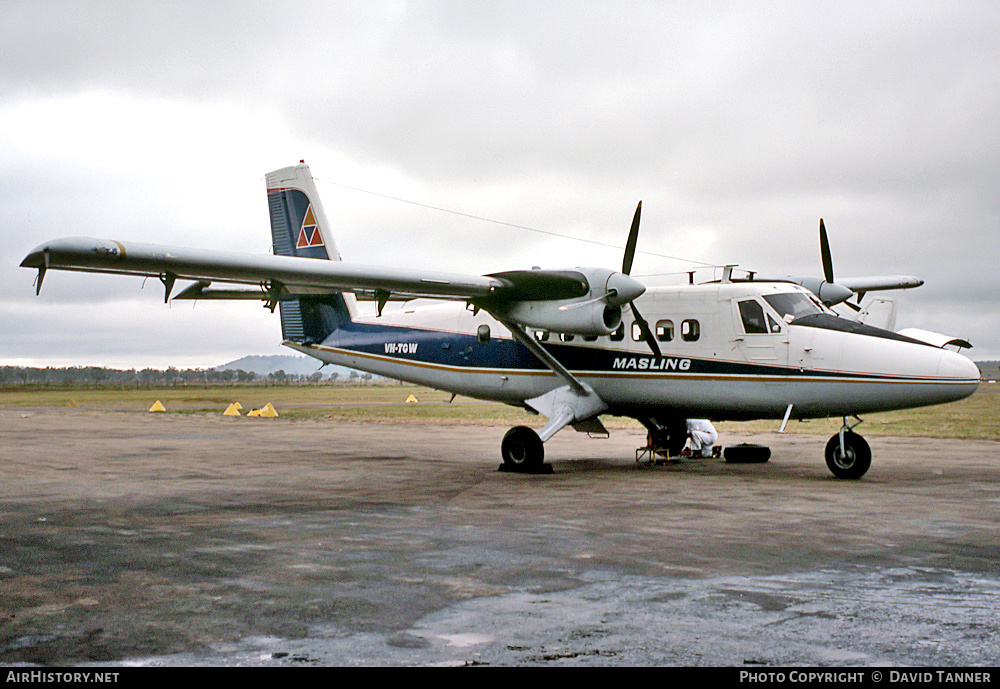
<box><xmin>498</xmin><ymin>463</ymin><xmax>554</xmax><ymax>474</ymax></box>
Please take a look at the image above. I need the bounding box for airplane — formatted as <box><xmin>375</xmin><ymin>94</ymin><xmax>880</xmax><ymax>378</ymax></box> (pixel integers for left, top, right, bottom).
<box><xmin>21</xmin><ymin>162</ymin><xmax>981</xmax><ymax>479</ymax></box>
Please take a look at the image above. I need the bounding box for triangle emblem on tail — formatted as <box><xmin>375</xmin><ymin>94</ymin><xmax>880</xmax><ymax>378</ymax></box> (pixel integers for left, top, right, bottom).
<box><xmin>295</xmin><ymin>205</ymin><xmax>325</xmax><ymax>248</ymax></box>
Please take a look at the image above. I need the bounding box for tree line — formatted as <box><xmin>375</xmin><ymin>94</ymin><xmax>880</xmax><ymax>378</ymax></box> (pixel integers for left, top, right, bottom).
<box><xmin>0</xmin><ymin>365</ymin><xmax>364</xmax><ymax>387</ymax></box>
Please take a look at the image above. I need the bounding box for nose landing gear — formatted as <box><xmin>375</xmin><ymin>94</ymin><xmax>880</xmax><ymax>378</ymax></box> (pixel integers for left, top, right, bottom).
<box><xmin>825</xmin><ymin>417</ymin><xmax>871</xmax><ymax>479</ymax></box>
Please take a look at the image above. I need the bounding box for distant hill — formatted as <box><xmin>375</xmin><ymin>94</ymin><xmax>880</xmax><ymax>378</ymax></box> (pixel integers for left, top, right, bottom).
<box><xmin>215</xmin><ymin>355</ymin><xmax>373</xmax><ymax>380</ymax></box>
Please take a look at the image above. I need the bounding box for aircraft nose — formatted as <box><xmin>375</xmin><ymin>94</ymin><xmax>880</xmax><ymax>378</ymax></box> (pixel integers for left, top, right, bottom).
<box><xmin>939</xmin><ymin>350</ymin><xmax>981</xmax><ymax>384</ymax></box>
<box><xmin>606</xmin><ymin>272</ymin><xmax>646</xmax><ymax>305</ymax></box>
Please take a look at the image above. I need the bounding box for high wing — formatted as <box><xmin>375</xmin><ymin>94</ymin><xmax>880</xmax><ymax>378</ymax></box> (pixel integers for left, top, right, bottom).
<box><xmin>21</xmin><ymin>236</ymin><xmax>644</xmax><ymax>326</ymax></box>
<box><xmin>834</xmin><ymin>275</ymin><xmax>924</xmax><ymax>294</ymax></box>
<box><xmin>22</xmin><ymin>160</ymin><xmax>648</xmax><ymax>360</ymax></box>
<box><xmin>20</xmin><ymin>237</ymin><xmax>504</xmax><ymax>303</ymax></box>
<box><xmin>785</xmin><ymin>219</ymin><xmax>923</xmax><ymax>309</ymax></box>
<box><xmin>21</xmin><ymin>161</ymin><xmax>652</xmax><ymax>464</ymax></box>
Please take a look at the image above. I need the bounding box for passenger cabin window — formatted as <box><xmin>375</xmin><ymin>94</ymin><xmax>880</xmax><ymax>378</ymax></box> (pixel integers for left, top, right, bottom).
<box><xmin>738</xmin><ymin>300</ymin><xmax>768</xmax><ymax>334</ymax></box>
<box><xmin>534</xmin><ymin>330</ymin><xmax>549</xmax><ymax>342</ymax></box>
<box><xmin>560</xmin><ymin>333</ymin><xmax>574</xmax><ymax>342</ymax></box>
<box><xmin>655</xmin><ymin>320</ymin><xmax>674</xmax><ymax>342</ymax></box>
<box><xmin>631</xmin><ymin>322</ymin><xmax>645</xmax><ymax>342</ymax></box>
<box><xmin>681</xmin><ymin>319</ymin><xmax>700</xmax><ymax>342</ymax></box>
<box><xmin>610</xmin><ymin>324</ymin><xmax>625</xmax><ymax>341</ymax></box>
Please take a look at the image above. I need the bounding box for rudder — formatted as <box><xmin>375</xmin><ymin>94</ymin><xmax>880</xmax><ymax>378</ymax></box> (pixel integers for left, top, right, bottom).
<box><xmin>265</xmin><ymin>162</ymin><xmax>355</xmax><ymax>343</ymax></box>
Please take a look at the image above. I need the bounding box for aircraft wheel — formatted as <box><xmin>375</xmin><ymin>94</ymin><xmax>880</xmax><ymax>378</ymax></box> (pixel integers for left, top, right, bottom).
<box><xmin>824</xmin><ymin>431</ymin><xmax>871</xmax><ymax>479</ymax></box>
<box><xmin>723</xmin><ymin>443</ymin><xmax>770</xmax><ymax>463</ymax></box>
<box><xmin>650</xmin><ymin>418</ymin><xmax>688</xmax><ymax>456</ymax></box>
<box><xmin>501</xmin><ymin>426</ymin><xmax>544</xmax><ymax>470</ymax></box>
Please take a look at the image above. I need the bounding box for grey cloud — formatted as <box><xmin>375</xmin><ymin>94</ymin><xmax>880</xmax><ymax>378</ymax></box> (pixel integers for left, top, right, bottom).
<box><xmin>2</xmin><ymin>1</ymin><xmax>998</xmax><ymax>362</ymax></box>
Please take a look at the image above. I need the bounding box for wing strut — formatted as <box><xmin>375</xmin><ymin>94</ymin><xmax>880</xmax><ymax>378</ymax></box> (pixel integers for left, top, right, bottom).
<box><xmin>493</xmin><ymin>314</ymin><xmax>587</xmax><ymax>395</ymax></box>
<box><xmin>492</xmin><ymin>313</ymin><xmax>608</xmax><ymax>441</ymax></box>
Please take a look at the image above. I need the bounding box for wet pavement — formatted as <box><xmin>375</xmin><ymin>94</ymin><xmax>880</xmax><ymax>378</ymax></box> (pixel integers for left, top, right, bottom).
<box><xmin>2</xmin><ymin>410</ymin><xmax>999</xmax><ymax>666</ymax></box>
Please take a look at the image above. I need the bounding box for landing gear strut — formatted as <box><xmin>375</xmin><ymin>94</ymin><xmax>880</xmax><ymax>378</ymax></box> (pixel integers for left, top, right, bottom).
<box><xmin>825</xmin><ymin>417</ymin><xmax>871</xmax><ymax>479</ymax></box>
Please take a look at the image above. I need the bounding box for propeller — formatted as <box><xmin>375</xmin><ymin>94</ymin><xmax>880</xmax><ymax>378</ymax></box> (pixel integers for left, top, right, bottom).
<box><xmin>819</xmin><ymin>218</ymin><xmax>834</xmax><ymax>283</ymax></box>
<box><xmin>818</xmin><ymin>218</ymin><xmax>861</xmax><ymax>311</ymax></box>
<box><xmin>622</xmin><ymin>201</ymin><xmax>661</xmax><ymax>357</ymax></box>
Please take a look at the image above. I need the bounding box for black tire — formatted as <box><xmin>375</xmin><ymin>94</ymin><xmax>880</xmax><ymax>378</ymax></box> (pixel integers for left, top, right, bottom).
<box><xmin>501</xmin><ymin>426</ymin><xmax>544</xmax><ymax>470</ymax></box>
<box><xmin>825</xmin><ymin>431</ymin><xmax>871</xmax><ymax>479</ymax></box>
<box><xmin>649</xmin><ymin>418</ymin><xmax>688</xmax><ymax>456</ymax></box>
<box><xmin>723</xmin><ymin>443</ymin><xmax>770</xmax><ymax>463</ymax></box>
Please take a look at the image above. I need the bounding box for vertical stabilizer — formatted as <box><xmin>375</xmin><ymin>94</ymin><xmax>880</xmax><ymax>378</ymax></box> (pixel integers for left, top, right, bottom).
<box><xmin>265</xmin><ymin>162</ymin><xmax>356</xmax><ymax>343</ymax></box>
<box><xmin>266</xmin><ymin>162</ymin><xmax>341</xmax><ymax>261</ymax></box>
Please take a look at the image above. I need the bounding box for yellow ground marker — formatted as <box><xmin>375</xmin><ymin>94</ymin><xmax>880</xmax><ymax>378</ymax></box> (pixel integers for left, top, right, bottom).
<box><xmin>405</xmin><ymin>394</ymin><xmax>419</xmax><ymax>403</ymax></box>
<box><xmin>247</xmin><ymin>408</ymin><xmax>261</xmax><ymax>417</ymax></box>
<box><xmin>148</xmin><ymin>400</ymin><xmax>166</xmax><ymax>413</ymax></box>
<box><xmin>67</xmin><ymin>399</ymin><xmax>79</xmax><ymax>408</ymax></box>
<box><xmin>223</xmin><ymin>403</ymin><xmax>242</xmax><ymax>416</ymax></box>
<box><xmin>258</xmin><ymin>403</ymin><xmax>279</xmax><ymax>418</ymax></box>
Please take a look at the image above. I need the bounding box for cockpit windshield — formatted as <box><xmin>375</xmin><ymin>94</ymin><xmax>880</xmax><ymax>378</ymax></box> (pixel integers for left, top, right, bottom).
<box><xmin>763</xmin><ymin>292</ymin><xmax>828</xmax><ymax>323</ymax></box>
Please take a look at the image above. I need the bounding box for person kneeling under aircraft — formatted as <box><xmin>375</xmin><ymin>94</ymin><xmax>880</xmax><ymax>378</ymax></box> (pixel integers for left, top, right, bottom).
<box><xmin>683</xmin><ymin>419</ymin><xmax>720</xmax><ymax>458</ymax></box>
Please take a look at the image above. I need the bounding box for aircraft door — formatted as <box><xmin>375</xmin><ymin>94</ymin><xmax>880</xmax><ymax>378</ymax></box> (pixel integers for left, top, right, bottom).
<box><xmin>732</xmin><ymin>298</ymin><xmax>789</xmax><ymax>368</ymax></box>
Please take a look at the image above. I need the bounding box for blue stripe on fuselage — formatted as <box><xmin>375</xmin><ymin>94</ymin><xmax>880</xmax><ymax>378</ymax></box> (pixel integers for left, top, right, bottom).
<box><xmin>325</xmin><ymin>319</ymin><xmax>541</xmax><ymax>370</ymax></box>
<box><xmin>321</xmin><ymin>320</ymin><xmax>924</xmax><ymax>381</ymax></box>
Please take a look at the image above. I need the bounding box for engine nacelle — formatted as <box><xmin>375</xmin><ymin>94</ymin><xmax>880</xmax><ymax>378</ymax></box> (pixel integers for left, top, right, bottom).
<box><xmin>486</xmin><ymin>266</ymin><xmax>643</xmax><ymax>336</ymax></box>
<box><xmin>499</xmin><ymin>299</ymin><xmax>623</xmax><ymax>336</ymax></box>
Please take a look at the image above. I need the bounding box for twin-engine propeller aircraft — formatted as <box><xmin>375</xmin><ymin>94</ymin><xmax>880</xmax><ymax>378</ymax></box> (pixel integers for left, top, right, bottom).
<box><xmin>21</xmin><ymin>163</ymin><xmax>980</xmax><ymax>479</ymax></box>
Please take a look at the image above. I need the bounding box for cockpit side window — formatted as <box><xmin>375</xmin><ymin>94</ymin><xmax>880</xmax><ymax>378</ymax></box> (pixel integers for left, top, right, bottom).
<box><xmin>738</xmin><ymin>299</ymin><xmax>768</xmax><ymax>334</ymax></box>
<box><xmin>766</xmin><ymin>313</ymin><xmax>782</xmax><ymax>334</ymax></box>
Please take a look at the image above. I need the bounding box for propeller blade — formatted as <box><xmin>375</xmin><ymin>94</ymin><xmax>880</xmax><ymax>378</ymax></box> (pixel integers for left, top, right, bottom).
<box><xmin>622</xmin><ymin>201</ymin><xmax>642</xmax><ymax>275</ymax></box>
<box><xmin>819</xmin><ymin>218</ymin><xmax>834</xmax><ymax>284</ymax></box>
<box><xmin>630</xmin><ymin>302</ymin><xmax>661</xmax><ymax>358</ymax></box>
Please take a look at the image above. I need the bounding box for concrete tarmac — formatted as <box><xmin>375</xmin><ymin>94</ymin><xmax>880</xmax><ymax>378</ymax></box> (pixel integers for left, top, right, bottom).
<box><xmin>2</xmin><ymin>409</ymin><xmax>1000</xmax><ymax>667</ymax></box>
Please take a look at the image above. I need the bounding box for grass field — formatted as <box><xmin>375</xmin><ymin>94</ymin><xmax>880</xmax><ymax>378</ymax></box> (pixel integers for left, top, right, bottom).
<box><xmin>3</xmin><ymin>381</ymin><xmax>997</xmax><ymax>441</ymax></box>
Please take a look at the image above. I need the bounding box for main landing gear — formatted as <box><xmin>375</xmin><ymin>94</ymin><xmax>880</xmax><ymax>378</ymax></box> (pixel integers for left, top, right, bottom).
<box><xmin>638</xmin><ymin>417</ymin><xmax>688</xmax><ymax>457</ymax></box>
<box><xmin>825</xmin><ymin>417</ymin><xmax>871</xmax><ymax>479</ymax></box>
<box><xmin>500</xmin><ymin>416</ymin><xmax>875</xmax><ymax>480</ymax></box>
<box><xmin>500</xmin><ymin>426</ymin><xmax>550</xmax><ymax>473</ymax></box>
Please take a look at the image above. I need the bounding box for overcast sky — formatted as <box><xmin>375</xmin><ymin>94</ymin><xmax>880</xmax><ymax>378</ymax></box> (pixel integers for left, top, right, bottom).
<box><xmin>2</xmin><ymin>0</ymin><xmax>998</xmax><ymax>368</ymax></box>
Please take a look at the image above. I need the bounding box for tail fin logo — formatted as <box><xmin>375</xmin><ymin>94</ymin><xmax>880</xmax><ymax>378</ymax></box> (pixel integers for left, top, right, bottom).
<box><xmin>295</xmin><ymin>205</ymin><xmax>325</xmax><ymax>249</ymax></box>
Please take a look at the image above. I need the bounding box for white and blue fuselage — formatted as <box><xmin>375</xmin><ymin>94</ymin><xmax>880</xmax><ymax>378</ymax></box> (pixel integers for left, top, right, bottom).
<box><xmin>287</xmin><ymin>280</ymin><xmax>980</xmax><ymax>423</ymax></box>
